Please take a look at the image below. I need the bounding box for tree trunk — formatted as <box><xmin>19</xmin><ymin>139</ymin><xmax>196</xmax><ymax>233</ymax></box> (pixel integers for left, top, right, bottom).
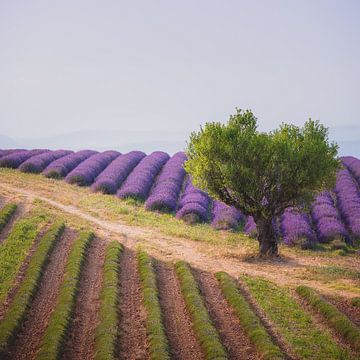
<box><xmin>256</xmin><ymin>217</ymin><xmax>278</xmax><ymax>257</ymax></box>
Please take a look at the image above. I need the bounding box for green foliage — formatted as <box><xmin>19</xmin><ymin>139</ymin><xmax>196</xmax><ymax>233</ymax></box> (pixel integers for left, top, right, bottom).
<box><xmin>175</xmin><ymin>261</ymin><xmax>227</xmax><ymax>360</ymax></box>
<box><xmin>351</xmin><ymin>297</ymin><xmax>360</xmax><ymax>308</ymax></box>
<box><xmin>37</xmin><ymin>230</ymin><xmax>94</xmax><ymax>360</ymax></box>
<box><xmin>243</xmin><ymin>275</ymin><xmax>353</xmax><ymax>359</ymax></box>
<box><xmin>185</xmin><ymin>108</ymin><xmax>339</xmax><ymax>220</ymax></box>
<box><xmin>0</xmin><ymin>202</ymin><xmax>17</xmax><ymax>233</ymax></box>
<box><xmin>94</xmin><ymin>241</ymin><xmax>123</xmax><ymax>360</ymax></box>
<box><xmin>0</xmin><ymin>213</ymin><xmax>48</xmax><ymax>303</ymax></box>
<box><xmin>137</xmin><ymin>250</ymin><xmax>170</xmax><ymax>360</ymax></box>
<box><xmin>297</xmin><ymin>285</ymin><xmax>360</xmax><ymax>352</ymax></box>
<box><xmin>0</xmin><ymin>222</ymin><xmax>64</xmax><ymax>355</ymax></box>
<box><xmin>215</xmin><ymin>272</ymin><xmax>284</xmax><ymax>359</ymax></box>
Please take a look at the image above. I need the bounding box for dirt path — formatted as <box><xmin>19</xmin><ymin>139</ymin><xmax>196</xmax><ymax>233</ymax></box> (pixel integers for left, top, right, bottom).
<box><xmin>117</xmin><ymin>248</ymin><xmax>149</xmax><ymax>360</ymax></box>
<box><xmin>193</xmin><ymin>269</ymin><xmax>260</xmax><ymax>360</ymax></box>
<box><xmin>61</xmin><ymin>236</ymin><xmax>106</xmax><ymax>360</ymax></box>
<box><xmin>3</xmin><ymin>228</ymin><xmax>77</xmax><ymax>360</ymax></box>
<box><xmin>155</xmin><ymin>261</ymin><xmax>204</xmax><ymax>360</ymax></box>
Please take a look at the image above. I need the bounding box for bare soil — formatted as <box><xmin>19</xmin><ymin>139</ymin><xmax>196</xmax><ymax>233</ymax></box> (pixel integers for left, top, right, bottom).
<box><xmin>3</xmin><ymin>228</ymin><xmax>77</xmax><ymax>360</ymax></box>
<box><xmin>61</xmin><ymin>236</ymin><xmax>106</xmax><ymax>360</ymax></box>
<box><xmin>325</xmin><ymin>295</ymin><xmax>360</xmax><ymax>328</ymax></box>
<box><xmin>155</xmin><ymin>261</ymin><xmax>204</xmax><ymax>360</ymax></box>
<box><xmin>193</xmin><ymin>269</ymin><xmax>261</xmax><ymax>360</ymax></box>
<box><xmin>117</xmin><ymin>248</ymin><xmax>149</xmax><ymax>360</ymax></box>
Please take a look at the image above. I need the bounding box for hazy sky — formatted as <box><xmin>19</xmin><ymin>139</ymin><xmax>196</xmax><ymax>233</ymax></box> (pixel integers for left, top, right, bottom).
<box><xmin>0</xmin><ymin>0</ymin><xmax>359</xmax><ymax>139</ymax></box>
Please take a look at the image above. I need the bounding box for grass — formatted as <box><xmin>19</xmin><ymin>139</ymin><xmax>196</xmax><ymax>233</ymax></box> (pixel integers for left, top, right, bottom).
<box><xmin>298</xmin><ymin>265</ymin><xmax>360</xmax><ymax>283</ymax></box>
<box><xmin>215</xmin><ymin>272</ymin><xmax>284</xmax><ymax>359</ymax></box>
<box><xmin>351</xmin><ymin>297</ymin><xmax>360</xmax><ymax>308</ymax></box>
<box><xmin>0</xmin><ymin>221</ymin><xmax>64</xmax><ymax>355</ymax></box>
<box><xmin>296</xmin><ymin>285</ymin><xmax>360</xmax><ymax>352</ymax></box>
<box><xmin>242</xmin><ymin>275</ymin><xmax>354</xmax><ymax>359</ymax></box>
<box><xmin>0</xmin><ymin>212</ymin><xmax>48</xmax><ymax>303</ymax></box>
<box><xmin>94</xmin><ymin>241</ymin><xmax>123</xmax><ymax>360</ymax></box>
<box><xmin>0</xmin><ymin>202</ymin><xmax>17</xmax><ymax>233</ymax></box>
<box><xmin>175</xmin><ymin>261</ymin><xmax>227</xmax><ymax>360</ymax></box>
<box><xmin>37</xmin><ymin>230</ymin><xmax>94</xmax><ymax>360</ymax></box>
<box><xmin>137</xmin><ymin>250</ymin><xmax>170</xmax><ymax>360</ymax></box>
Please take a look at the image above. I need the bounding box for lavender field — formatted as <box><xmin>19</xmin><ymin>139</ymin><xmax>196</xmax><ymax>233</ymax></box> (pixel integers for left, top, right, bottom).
<box><xmin>1</xmin><ymin>148</ymin><xmax>360</xmax><ymax>248</ymax></box>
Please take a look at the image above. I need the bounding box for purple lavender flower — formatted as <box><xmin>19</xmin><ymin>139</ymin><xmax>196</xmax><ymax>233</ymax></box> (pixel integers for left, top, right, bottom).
<box><xmin>145</xmin><ymin>152</ymin><xmax>187</xmax><ymax>212</ymax></box>
<box><xmin>211</xmin><ymin>200</ymin><xmax>244</xmax><ymax>230</ymax></box>
<box><xmin>43</xmin><ymin>150</ymin><xmax>98</xmax><ymax>179</ymax></box>
<box><xmin>92</xmin><ymin>151</ymin><xmax>146</xmax><ymax>194</ymax></box>
<box><xmin>19</xmin><ymin>150</ymin><xmax>73</xmax><ymax>173</ymax></box>
<box><xmin>244</xmin><ymin>216</ymin><xmax>257</xmax><ymax>237</ymax></box>
<box><xmin>65</xmin><ymin>150</ymin><xmax>120</xmax><ymax>186</ymax></box>
<box><xmin>0</xmin><ymin>149</ymin><xmax>20</xmax><ymax>159</ymax></box>
<box><xmin>0</xmin><ymin>149</ymin><xmax>49</xmax><ymax>168</ymax></box>
<box><xmin>117</xmin><ymin>151</ymin><xmax>170</xmax><ymax>200</ymax></box>
<box><xmin>342</xmin><ymin>156</ymin><xmax>360</xmax><ymax>185</ymax></box>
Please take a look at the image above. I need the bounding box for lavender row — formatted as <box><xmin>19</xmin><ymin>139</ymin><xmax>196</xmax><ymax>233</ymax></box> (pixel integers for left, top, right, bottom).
<box><xmin>92</xmin><ymin>151</ymin><xmax>146</xmax><ymax>194</ymax></box>
<box><xmin>311</xmin><ymin>191</ymin><xmax>349</xmax><ymax>243</ymax></box>
<box><xmin>0</xmin><ymin>149</ymin><xmax>20</xmax><ymax>159</ymax></box>
<box><xmin>65</xmin><ymin>150</ymin><xmax>120</xmax><ymax>186</ymax></box>
<box><xmin>211</xmin><ymin>200</ymin><xmax>244</xmax><ymax>230</ymax></box>
<box><xmin>43</xmin><ymin>150</ymin><xmax>98</xmax><ymax>179</ymax></box>
<box><xmin>117</xmin><ymin>151</ymin><xmax>170</xmax><ymax>200</ymax></box>
<box><xmin>0</xmin><ymin>149</ymin><xmax>49</xmax><ymax>168</ymax></box>
<box><xmin>334</xmin><ymin>168</ymin><xmax>360</xmax><ymax>238</ymax></box>
<box><xmin>342</xmin><ymin>156</ymin><xmax>360</xmax><ymax>185</ymax></box>
<box><xmin>145</xmin><ymin>152</ymin><xmax>187</xmax><ymax>212</ymax></box>
<box><xmin>176</xmin><ymin>178</ymin><xmax>211</xmax><ymax>222</ymax></box>
<box><xmin>19</xmin><ymin>150</ymin><xmax>73</xmax><ymax>173</ymax></box>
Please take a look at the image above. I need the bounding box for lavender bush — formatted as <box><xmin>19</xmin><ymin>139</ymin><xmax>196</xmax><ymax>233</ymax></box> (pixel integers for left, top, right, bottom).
<box><xmin>244</xmin><ymin>216</ymin><xmax>257</xmax><ymax>237</ymax></box>
<box><xmin>43</xmin><ymin>150</ymin><xmax>98</xmax><ymax>179</ymax></box>
<box><xmin>117</xmin><ymin>151</ymin><xmax>170</xmax><ymax>200</ymax></box>
<box><xmin>19</xmin><ymin>150</ymin><xmax>73</xmax><ymax>173</ymax></box>
<box><xmin>211</xmin><ymin>200</ymin><xmax>243</xmax><ymax>230</ymax></box>
<box><xmin>0</xmin><ymin>149</ymin><xmax>19</xmax><ymax>159</ymax></box>
<box><xmin>91</xmin><ymin>151</ymin><xmax>146</xmax><ymax>194</ymax></box>
<box><xmin>0</xmin><ymin>149</ymin><xmax>49</xmax><ymax>168</ymax></box>
<box><xmin>145</xmin><ymin>152</ymin><xmax>187</xmax><ymax>212</ymax></box>
<box><xmin>65</xmin><ymin>150</ymin><xmax>120</xmax><ymax>186</ymax></box>
<box><xmin>342</xmin><ymin>156</ymin><xmax>360</xmax><ymax>185</ymax></box>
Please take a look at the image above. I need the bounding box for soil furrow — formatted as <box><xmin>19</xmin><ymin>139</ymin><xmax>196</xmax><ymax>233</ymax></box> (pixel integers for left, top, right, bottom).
<box><xmin>155</xmin><ymin>261</ymin><xmax>204</xmax><ymax>360</ymax></box>
<box><xmin>3</xmin><ymin>228</ymin><xmax>77</xmax><ymax>360</ymax></box>
<box><xmin>61</xmin><ymin>236</ymin><xmax>106</xmax><ymax>360</ymax></box>
<box><xmin>117</xmin><ymin>248</ymin><xmax>149</xmax><ymax>360</ymax></box>
<box><xmin>0</xmin><ymin>204</ymin><xmax>25</xmax><ymax>245</ymax></box>
<box><xmin>193</xmin><ymin>269</ymin><xmax>260</xmax><ymax>360</ymax></box>
<box><xmin>325</xmin><ymin>295</ymin><xmax>360</xmax><ymax>328</ymax></box>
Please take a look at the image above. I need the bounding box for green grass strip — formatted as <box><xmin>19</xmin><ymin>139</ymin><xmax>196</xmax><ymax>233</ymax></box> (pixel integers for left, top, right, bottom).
<box><xmin>36</xmin><ymin>230</ymin><xmax>94</xmax><ymax>360</ymax></box>
<box><xmin>297</xmin><ymin>285</ymin><xmax>360</xmax><ymax>352</ymax></box>
<box><xmin>243</xmin><ymin>275</ymin><xmax>354</xmax><ymax>359</ymax></box>
<box><xmin>351</xmin><ymin>297</ymin><xmax>360</xmax><ymax>308</ymax></box>
<box><xmin>0</xmin><ymin>202</ymin><xmax>17</xmax><ymax>233</ymax></box>
<box><xmin>0</xmin><ymin>213</ymin><xmax>47</xmax><ymax>303</ymax></box>
<box><xmin>0</xmin><ymin>221</ymin><xmax>64</xmax><ymax>355</ymax></box>
<box><xmin>137</xmin><ymin>250</ymin><xmax>170</xmax><ymax>360</ymax></box>
<box><xmin>175</xmin><ymin>261</ymin><xmax>227</xmax><ymax>360</ymax></box>
<box><xmin>94</xmin><ymin>241</ymin><xmax>123</xmax><ymax>360</ymax></box>
<box><xmin>215</xmin><ymin>272</ymin><xmax>284</xmax><ymax>360</ymax></box>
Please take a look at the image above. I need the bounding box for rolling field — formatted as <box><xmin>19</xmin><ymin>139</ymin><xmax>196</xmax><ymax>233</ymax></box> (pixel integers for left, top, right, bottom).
<box><xmin>0</xmin><ymin>167</ymin><xmax>360</xmax><ymax>359</ymax></box>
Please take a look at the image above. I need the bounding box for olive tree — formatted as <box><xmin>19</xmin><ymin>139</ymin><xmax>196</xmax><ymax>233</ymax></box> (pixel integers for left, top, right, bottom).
<box><xmin>185</xmin><ymin>109</ymin><xmax>340</xmax><ymax>256</ymax></box>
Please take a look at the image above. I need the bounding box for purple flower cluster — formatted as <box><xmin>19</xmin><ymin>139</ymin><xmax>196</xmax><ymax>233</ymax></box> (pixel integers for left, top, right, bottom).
<box><xmin>311</xmin><ymin>191</ymin><xmax>348</xmax><ymax>243</ymax></box>
<box><xmin>43</xmin><ymin>150</ymin><xmax>98</xmax><ymax>178</ymax></box>
<box><xmin>0</xmin><ymin>149</ymin><xmax>49</xmax><ymax>168</ymax></box>
<box><xmin>334</xmin><ymin>168</ymin><xmax>360</xmax><ymax>238</ymax></box>
<box><xmin>145</xmin><ymin>152</ymin><xmax>187</xmax><ymax>212</ymax></box>
<box><xmin>280</xmin><ymin>208</ymin><xmax>315</xmax><ymax>246</ymax></box>
<box><xmin>211</xmin><ymin>200</ymin><xmax>243</xmax><ymax>230</ymax></box>
<box><xmin>92</xmin><ymin>151</ymin><xmax>146</xmax><ymax>194</ymax></box>
<box><xmin>0</xmin><ymin>149</ymin><xmax>19</xmax><ymax>159</ymax></box>
<box><xmin>117</xmin><ymin>151</ymin><xmax>170</xmax><ymax>200</ymax></box>
<box><xmin>19</xmin><ymin>150</ymin><xmax>73</xmax><ymax>173</ymax></box>
<box><xmin>176</xmin><ymin>178</ymin><xmax>211</xmax><ymax>222</ymax></box>
<box><xmin>65</xmin><ymin>151</ymin><xmax>120</xmax><ymax>186</ymax></box>
<box><xmin>244</xmin><ymin>216</ymin><xmax>257</xmax><ymax>237</ymax></box>
<box><xmin>342</xmin><ymin>156</ymin><xmax>360</xmax><ymax>184</ymax></box>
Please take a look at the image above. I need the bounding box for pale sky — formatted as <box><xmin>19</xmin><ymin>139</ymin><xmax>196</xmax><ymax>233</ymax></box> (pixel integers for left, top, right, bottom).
<box><xmin>0</xmin><ymin>1</ymin><xmax>359</xmax><ymax>147</ymax></box>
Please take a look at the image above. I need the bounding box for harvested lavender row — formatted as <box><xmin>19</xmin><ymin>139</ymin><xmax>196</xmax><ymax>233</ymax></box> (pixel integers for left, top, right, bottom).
<box><xmin>311</xmin><ymin>191</ymin><xmax>349</xmax><ymax>243</ymax></box>
<box><xmin>43</xmin><ymin>149</ymin><xmax>98</xmax><ymax>179</ymax></box>
<box><xmin>244</xmin><ymin>216</ymin><xmax>257</xmax><ymax>237</ymax></box>
<box><xmin>117</xmin><ymin>151</ymin><xmax>170</xmax><ymax>200</ymax></box>
<box><xmin>65</xmin><ymin>150</ymin><xmax>120</xmax><ymax>186</ymax></box>
<box><xmin>211</xmin><ymin>200</ymin><xmax>243</xmax><ymax>230</ymax></box>
<box><xmin>91</xmin><ymin>150</ymin><xmax>146</xmax><ymax>194</ymax></box>
<box><xmin>334</xmin><ymin>169</ymin><xmax>360</xmax><ymax>238</ymax></box>
<box><xmin>176</xmin><ymin>178</ymin><xmax>211</xmax><ymax>222</ymax></box>
<box><xmin>0</xmin><ymin>149</ymin><xmax>49</xmax><ymax>168</ymax></box>
<box><xmin>280</xmin><ymin>208</ymin><xmax>315</xmax><ymax>246</ymax></box>
<box><xmin>19</xmin><ymin>149</ymin><xmax>73</xmax><ymax>173</ymax></box>
<box><xmin>342</xmin><ymin>156</ymin><xmax>360</xmax><ymax>185</ymax></box>
<box><xmin>145</xmin><ymin>151</ymin><xmax>187</xmax><ymax>212</ymax></box>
